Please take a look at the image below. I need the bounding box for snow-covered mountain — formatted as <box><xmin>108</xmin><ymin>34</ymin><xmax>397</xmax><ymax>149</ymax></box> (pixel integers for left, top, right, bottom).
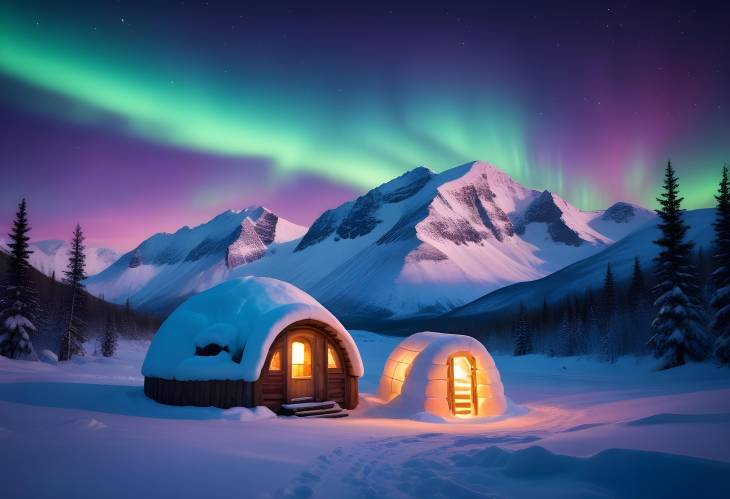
<box><xmin>86</xmin><ymin>161</ymin><xmax>654</xmax><ymax>318</ymax></box>
<box><xmin>0</xmin><ymin>239</ymin><xmax>120</xmax><ymax>278</ymax></box>
<box><xmin>446</xmin><ymin>208</ymin><xmax>714</xmax><ymax>320</ymax></box>
<box><xmin>85</xmin><ymin>207</ymin><xmax>307</xmax><ymax>306</ymax></box>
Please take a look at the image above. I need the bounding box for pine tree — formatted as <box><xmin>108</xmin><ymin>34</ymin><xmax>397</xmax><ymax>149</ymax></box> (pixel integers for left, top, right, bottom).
<box><xmin>625</xmin><ymin>257</ymin><xmax>652</xmax><ymax>352</ymax></box>
<box><xmin>557</xmin><ymin>312</ymin><xmax>573</xmax><ymax>356</ymax></box>
<box><xmin>627</xmin><ymin>257</ymin><xmax>645</xmax><ymax>309</ymax></box>
<box><xmin>712</xmin><ymin>165</ymin><xmax>730</xmax><ymax>363</ymax></box>
<box><xmin>600</xmin><ymin>263</ymin><xmax>618</xmax><ymax>362</ymax></box>
<box><xmin>0</xmin><ymin>199</ymin><xmax>39</xmax><ymax>359</ymax></box>
<box><xmin>121</xmin><ymin>297</ymin><xmax>136</xmax><ymax>338</ymax></box>
<box><xmin>584</xmin><ymin>302</ymin><xmax>600</xmax><ymax>354</ymax></box>
<box><xmin>59</xmin><ymin>224</ymin><xmax>87</xmax><ymax>361</ymax></box>
<box><xmin>100</xmin><ymin>312</ymin><xmax>117</xmax><ymax>358</ymax></box>
<box><xmin>513</xmin><ymin>304</ymin><xmax>532</xmax><ymax>356</ymax></box>
<box><xmin>650</xmin><ymin>161</ymin><xmax>708</xmax><ymax>369</ymax></box>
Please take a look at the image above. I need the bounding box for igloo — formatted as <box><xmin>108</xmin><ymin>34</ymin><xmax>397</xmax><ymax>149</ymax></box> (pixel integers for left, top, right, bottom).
<box><xmin>379</xmin><ymin>331</ymin><xmax>506</xmax><ymax>418</ymax></box>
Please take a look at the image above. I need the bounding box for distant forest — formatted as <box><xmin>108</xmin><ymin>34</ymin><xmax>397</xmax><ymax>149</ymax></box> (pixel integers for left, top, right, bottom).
<box><xmin>478</xmin><ymin>248</ymin><xmax>713</xmax><ymax>360</ymax></box>
<box><xmin>0</xmin><ymin>225</ymin><xmax>160</xmax><ymax>361</ymax></box>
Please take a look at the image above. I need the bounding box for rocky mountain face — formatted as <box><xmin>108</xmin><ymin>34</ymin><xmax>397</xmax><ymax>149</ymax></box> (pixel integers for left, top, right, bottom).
<box><xmin>85</xmin><ymin>207</ymin><xmax>306</xmax><ymax>308</ymax></box>
<box><xmin>447</xmin><ymin>208</ymin><xmax>713</xmax><ymax>321</ymax></box>
<box><xmin>86</xmin><ymin>161</ymin><xmax>654</xmax><ymax>321</ymax></box>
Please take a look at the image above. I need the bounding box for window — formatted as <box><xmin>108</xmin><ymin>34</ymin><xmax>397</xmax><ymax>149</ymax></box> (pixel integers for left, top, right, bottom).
<box><xmin>291</xmin><ymin>338</ymin><xmax>312</xmax><ymax>379</ymax></box>
<box><xmin>268</xmin><ymin>350</ymin><xmax>281</xmax><ymax>371</ymax></box>
<box><xmin>327</xmin><ymin>345</ymin><xmax>340</xmax><ymax>369</ymax></box>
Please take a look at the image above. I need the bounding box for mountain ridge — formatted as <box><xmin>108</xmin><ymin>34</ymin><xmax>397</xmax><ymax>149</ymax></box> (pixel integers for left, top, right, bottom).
<box><xmin>86</xmin><ymin>161</ymin><xmax>655</xmax><ymax>321</ymax></box>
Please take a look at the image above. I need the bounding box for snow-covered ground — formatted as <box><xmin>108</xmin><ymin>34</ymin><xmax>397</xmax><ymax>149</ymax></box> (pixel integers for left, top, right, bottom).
<box><xmin>1</xmin><ymin>331</ymin><xmax>729</xmax><ymax>498</ymax></box>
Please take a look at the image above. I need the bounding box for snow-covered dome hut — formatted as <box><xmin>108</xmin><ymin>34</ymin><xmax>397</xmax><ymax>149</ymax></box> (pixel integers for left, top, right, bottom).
<box><xmin>142</xmin><ymin>277</ymin><xmax>363</xmax><ymax>411</ymax></box>
<box><xmin>379</xmin><ymin>332</ymin><xmax>506</xmax><ymax>418</ymax></box>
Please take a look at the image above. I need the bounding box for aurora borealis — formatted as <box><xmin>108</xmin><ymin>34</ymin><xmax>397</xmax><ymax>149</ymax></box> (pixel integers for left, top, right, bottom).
<box><xmin>0</xmin><ymin>1</ymin><xmax>728</xmax><ymax>250</ymax></box>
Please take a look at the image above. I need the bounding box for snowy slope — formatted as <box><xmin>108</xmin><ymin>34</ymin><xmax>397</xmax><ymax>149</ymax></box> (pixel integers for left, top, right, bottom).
<box><xmin>86</xmin><ymin>161</ymin><xmax>654</xmax><ymax>318</ymax></box>
<box><xmin>243</xmin><ymin>161</ymin><xmax>653</xmax><ymax>318</ymax></box>
<box><xmin>448</xmin><ymin>208</ymin><xmax>714</xmax><ymax>319</ymax></box>
<box><xmin>85</xmin><ymin>207</ymin><xmax>307</xmax><ymax>307</ymax></box>
<box><xmin>1</xmin><ymin>333</ymin><xmax>729</xmax><ymax>499</ymax></box>
<box><xmin>0</xmin><ymin>239</ymin><xmax>120</xmax><ymax>278</ymax></box>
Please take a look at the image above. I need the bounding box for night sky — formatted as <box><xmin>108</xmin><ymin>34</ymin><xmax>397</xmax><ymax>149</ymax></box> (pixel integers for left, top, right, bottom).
<box><xmin>1</xmin><ymin>1</ymin><xmax>728</xmax><ymax>250</ymax></box>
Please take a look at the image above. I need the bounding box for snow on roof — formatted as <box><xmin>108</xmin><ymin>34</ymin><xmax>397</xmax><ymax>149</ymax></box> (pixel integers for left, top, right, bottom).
<box><xmin>142</xmin><ymin>276</ymin><xmax>364</xmax><ymax>381</ymax></box>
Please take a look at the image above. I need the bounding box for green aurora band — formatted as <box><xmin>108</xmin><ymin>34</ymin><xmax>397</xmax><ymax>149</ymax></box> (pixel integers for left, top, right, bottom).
<box><xmin>0</xmin><ymin>4</ymin><xmax>724</xmax><ymax>210</ymax></box>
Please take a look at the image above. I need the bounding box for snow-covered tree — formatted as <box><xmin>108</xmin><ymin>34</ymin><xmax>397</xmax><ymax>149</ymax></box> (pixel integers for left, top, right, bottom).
<box><xmin>650</xmin><ymin>161</ymin><xmax>708</xmax><ymax>369</ymax></box>
<box><xmin>101</xmin><ymin>312</ymin><xmax>117</xmax><ymax>358</ymax></box>
<box><xmin>59</xmin><ymin>224</ymin><xmax>87</xmax><ymax>361</ymax></box>
<box><xmin>0</xmin><ymin>199</ymin><xmax>39</xmax><ymax>360</ymax></box>
<box><xmin>712</xmin><ymin>165</ymin><xmax>730</xmax><ymax>363</ymax></box>
<box><xmin>513</xmin><ymin>304</ymin><xmax>532</xmax><ymax>356</ymax></box>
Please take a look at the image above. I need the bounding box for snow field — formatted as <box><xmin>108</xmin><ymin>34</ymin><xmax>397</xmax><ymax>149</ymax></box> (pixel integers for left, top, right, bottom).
<box><xmin>0</xmin><ymin>331</ymin><xmax>729</xmax><ymax>498</ymax></box>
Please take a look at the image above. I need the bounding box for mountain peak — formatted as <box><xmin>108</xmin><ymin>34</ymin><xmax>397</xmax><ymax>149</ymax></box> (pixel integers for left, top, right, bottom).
<box><xmin>601</xmin><ymin>202</ymin><xmax>646</xmax><ymax>223</ymax></box>
<box><xmin>516</xmin><ymin>189</ymin><xmax>584</xmax><ymax>246</ymax></box>
<box><xmin>295</xmin><ymin>165</ymin><xmax>435</xmax><ymax>251</ymax></box>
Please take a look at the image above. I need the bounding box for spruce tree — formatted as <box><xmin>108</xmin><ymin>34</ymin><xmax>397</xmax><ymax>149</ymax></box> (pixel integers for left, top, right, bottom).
<box><xmin>0</xmin><ymin>199</ymin><xmax>39</xmax><ymax>359</ymax></box>
<box><xmin>650</xmin><ymin>161</ymin><xmax>708</xmax><ymax>369</ymax></box>
<box><xmin>600</xmin><ymin>263</ymin><xmax>617</xmax><ymax>361</ymax></box>
<box><xmin>626</xmin><ymin>257</ymin><xmax>652</xmax><ymax>352</ymax></box>
<box><xmin>584</xmin><ymin>303</ymin><xmax>600</xmax><ymax>354</ymax></box>
<box><xmin>513</xmin><ymin>304</ymin><xmax>532</xmax><ymax>356</ymax></box>
<box><xmin>557</xmin><ymin>312</ymin><xmax>573</xmax><ymax>356</ymax></box>
<box><xmin>627</xmin><ymin>257</ymin><xmax>645</xmax><ymax>309</ymax></box>
<box><xmin>712</xmin><ymin>165</ymin><xmax>730</xmax><ymax>363</ymax></box>
<box><xmin>101</xmin><ymin>312</ymin><xmax>117</xmax><ymax>358</ymax></box>
<box><xmin>59</xmin><ymin>224</ymin><xmax>87</xmax><ymax>361</ymax></box>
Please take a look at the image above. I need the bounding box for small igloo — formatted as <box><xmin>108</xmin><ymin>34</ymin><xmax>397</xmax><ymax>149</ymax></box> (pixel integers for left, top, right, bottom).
<box><xmin>379</xmin><ymin>332</ymin><xmax>506</xmax><ymax>418</ymax></box>
<box><xmin>142</xmin><ymin>276</ymin><xmax>363</xmax><ymax>411</ymax></box>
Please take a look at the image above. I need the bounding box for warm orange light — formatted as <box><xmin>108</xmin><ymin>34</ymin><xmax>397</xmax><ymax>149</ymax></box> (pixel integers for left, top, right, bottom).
<box><xmin>269</xmin><ymin>351</ymin><xmax>281</xmax><ymax>371</ymax></box>
<box><xmin>327</xmin><ymin>345</ymin><xmax>339</xmax><ymax>368</ymax></box>
<box><xmin>291</xmin><ymin>339</ymin><xmax>312</xmax><ymax>379</ymax></box>
<box><xmin>292</xmin><ymin>341</ymin><xmax>305</xmax><ymax>365</ymax></box>
<box><xmin>452</xmin><ymin>356</ymin><xmax>475</xmax><ymax>418</ymax></box>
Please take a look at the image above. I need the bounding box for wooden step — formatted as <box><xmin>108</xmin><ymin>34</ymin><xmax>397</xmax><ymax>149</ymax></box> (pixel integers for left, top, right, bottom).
<box><xmin>308</xmin><ymin>411</ymin><xmax>349</xmax><ymax>419</ymax></box>
<box><xmin>281</xmin><ymin>401</ymin><xmax>336</xmax><ymax>411</ymax></box>
<box><xmin>279</xmin><ymin>400</ymin><xmax>347</xmax><ymax>418</ymax></box>
<box><xmin>294</xmin><ymin>406</ymin><xmax>344</xmax><ymax>417</ymax></box>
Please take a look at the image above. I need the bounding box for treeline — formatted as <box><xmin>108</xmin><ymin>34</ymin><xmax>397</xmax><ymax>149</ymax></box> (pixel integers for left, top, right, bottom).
<box><xmin>496</xmin><ymin>162</ymin><xmax>730</xmax><ymax>369</ymax></box>
<box><xmin>0</xmin><ymin>199</ymin><xmax>161</xmax><ymax>362</ymax></box>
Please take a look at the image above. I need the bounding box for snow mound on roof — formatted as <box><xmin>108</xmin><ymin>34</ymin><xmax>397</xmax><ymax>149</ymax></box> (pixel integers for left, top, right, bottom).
<box><xmin>141</xmin><ymin>276</ymin><xmax>363</xmax><ymax>381</ymax></box>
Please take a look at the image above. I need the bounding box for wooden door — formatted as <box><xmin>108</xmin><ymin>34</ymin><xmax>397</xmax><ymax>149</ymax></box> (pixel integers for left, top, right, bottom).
<box><xmin>287</xmin><ymin>331</ymin><xmax>316</xmax><ymax>401</ymax></box>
